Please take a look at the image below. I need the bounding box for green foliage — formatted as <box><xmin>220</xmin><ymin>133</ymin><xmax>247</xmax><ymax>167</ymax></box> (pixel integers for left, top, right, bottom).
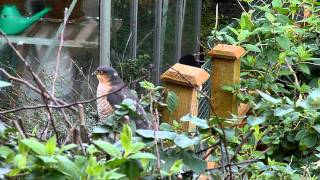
<box><xmin>0</xmin><ymin>124</ymin><xmax>158</xmax><ymax>179</ymax></box>
<box><xmin>0</xmin><ymin>80</ymin><xmax>11</xmax><ymax>88</ymax></box>
<box><xmin>207</xmin><ymin>0</ymin><xmax>320</xmax><ymax>178</ymax></box>
<box><xmin>2</xmin><ymin>1</ymin><xmax>320</xmax><ymax>179</ymax></box>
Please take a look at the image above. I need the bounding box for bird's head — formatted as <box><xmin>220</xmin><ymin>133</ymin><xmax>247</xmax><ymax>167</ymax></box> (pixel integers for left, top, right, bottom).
<box><xmin>94</xmin><ymin>66</ymin><xmax>122</xmax><ymax>84</ymax></box>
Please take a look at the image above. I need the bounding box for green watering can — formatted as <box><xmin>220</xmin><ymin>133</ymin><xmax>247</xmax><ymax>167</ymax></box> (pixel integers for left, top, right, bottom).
<box><xmin>0</xmin><ymin>4</ymin><xmax>51</xmax><ymax>35</ymax></box>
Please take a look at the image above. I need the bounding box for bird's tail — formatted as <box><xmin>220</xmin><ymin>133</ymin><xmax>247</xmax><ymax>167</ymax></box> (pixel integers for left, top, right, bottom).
<box><xmin>135</xmin><ymin>103</ymin><xmax>152</xmax><ymax>129</ymax></box>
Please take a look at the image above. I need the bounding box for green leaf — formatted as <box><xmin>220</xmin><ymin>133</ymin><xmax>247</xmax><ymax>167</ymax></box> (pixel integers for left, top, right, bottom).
<box><xmin>298</xmin><ymin>64</ymin><xmax>310</xmax><ymax>75</ymax></box>
<box><xmin>128</xmin><ymin>152</ymin><xmax>156</xmax><ymax>160</ymax></box>
<box><xmin>295</xmin><ymin>129</ymin><xmax>308</xmax><ymax>141</ymax></box>
<box><xmin>60</xmin><ymin>144</ymin><xmax>78</xmax><ymax>152</ymax></box>
<box><xmin>93</xmin><ymin>140</ymin><xmax>121</xmax><ymax>158</ymax></box>
<box><xmin>13</xmin><ymin>154</ymin><xmax>26</xmax><ymax>169</ymax></box>
<box><xmin>121</xmin><ymin>99</ymin><xmax>136</xmax><ymax>111</ymax></box>
<box><xmin>38</xmin><ymin>156</ymin><xmax>58</xmax><ymax>163</ymax></box>
<box><xmin>0</xmin><ymin>80</ymin><xmax>11</xmax><ymax>88</ymax></box>
<box><xmin>182</xmin><ymin>152</ymin><xmax>207</xmax><ymax>174</ymax></box>
<box><xmin>0</xmin><ymin>146</ymin><xmax>13</xmax><ymax>159</ymax></box>
<box><xmin>272</xmin><ymin>0</ymin><xmax>282</xmax><ymax>8</ymax></box>
<box><xmin>46</xmin><ymin>136</ymin><xmax>56</xmax><ymax>155</ymax></box>
<box><xmin>300</xmin><ymin>134</ymin><xmax>317</xmax><ymax>148</ymax></box>
<box><xmin>0</xmin><ymin>168</ymin><xmax>10</xmax><ymax>179</ymax></box>
<box><xmin>159</xmin><ymin>123</ymin><xmax>173</xmax><ymax>131</ymax></box>
<box><xmin>56</xmin><ymin>155</ymin><xmax>80</xmax><ymax>179</ymax></box>
<box><xmin>136</xmin><ymin>130</ymin><xmax>177</xmax><ymax>140</ymax></box>
<box><xmin>257</xmin><ymin>90</ymin><xmax>281</xmax><ymax>104</ymax></box>
<box><xmin>0</xmin><ymin>121</ymin><xmax>6</xmax><ymax>135</ymax></box>
<box><xmin>240</xmin><ymin>13</ymin><xmax>254</xmax><ymax>31</ymax></box>
<box><xmin>265</xmin><ymin>12</ymin><xmax>276</xmax><ymax>22</ymax></box>
<box><xmin>139</xmin><ymin>80</ymin><xmax>155</xmax><ymax>90</ymax></box>
<box><xmin>180</xmin><ymin>114</ymin><xmax>209</xmax><ymax>129</ymax></box>
<box><xmin>243</xmin><ymin>44</ymin><xmax>261</xmax><ymax>52</ymax></box>
<box><xmin>274</xmin><ymin>107</ymin><xmax>294</xmax><ymax>116</ymax></box>
<box><xmin>313</xmin><ymin>125</ymin><xmax>320</xmax><ymax>134</ymax></box>
<box><xmin>170</xmin><ymin>159</ymin><xmax>183</xmax><ymax>174</ymax></box>
<box><xmin>224</xmin><ymin>34</ymin><xmax>236</xmax><ymax>44</ymax></box>
<box><xmin>247</xmin><ymin>116</ymin><xmax>266</xmax><ymax>126</ymax></box>
<box><xmin>104</xmin><ymin>169</ymin><xmax>126</xmax><ymax>180</ymax></box>
<box><xmin>174</xmin><ymin>135</ymin><xmax>200</xmax><ymax>149</ymax></box>
<box><xmin>127</xmin><ymin>143</ymin><xmax>145</xmax><ymax>155</ymax></box>
<box><xmin>167</xmin><ymin>91</ymin><xmax>179</xmax><ymax>114</ymax></box>
<box><xmin>21</xmin><ymin>138</ymin><xmax>46</xmax><ymax>155</ymax></box>
<box><xmin>121</xmin><ymin>124</ymin><xmax>132</xmax><ymax>153</ymax></box>
<box><xmin>276</xmin><ymin>35</ymin><xmax>291</xmax><ymax>51</ymax></box>
<box><xmin>93</xmin><ymin>125</ymin><xmax>110</xmax><ymax>134</ymax></box>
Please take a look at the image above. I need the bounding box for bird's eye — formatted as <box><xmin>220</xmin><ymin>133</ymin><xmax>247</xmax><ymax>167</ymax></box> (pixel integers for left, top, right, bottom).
<box><xmin>98</xmin><ymin>71</ymin><xmax>104</xmax><ymax>75</ymax></box>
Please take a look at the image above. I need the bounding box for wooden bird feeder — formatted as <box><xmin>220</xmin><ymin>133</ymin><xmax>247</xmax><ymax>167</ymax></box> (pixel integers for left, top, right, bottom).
<box><xmin>161</xmin><ymin>63</ymin><xmax>210</xmax><ymax>131</ymax></box>
<box><xmin>208</xmin><ymin>44</ymin><xmax>246</xmax><ymax>119</ymax></box>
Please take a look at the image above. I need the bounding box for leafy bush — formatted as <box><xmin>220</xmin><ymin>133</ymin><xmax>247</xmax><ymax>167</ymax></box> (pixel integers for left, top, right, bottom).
<box><xmin>2</xmin><ymin>0</ymin><xmax>320</xmax><ymax>179</ymax></box>
<box><xmin>0</xmin><ymin>124</ymin><xmax>156</xmax><ymax>179</ymax></box>
<box><xmin>208</xmin><ymin>0</ymin><xmax>320</xmax><ymax>178</ymax></box>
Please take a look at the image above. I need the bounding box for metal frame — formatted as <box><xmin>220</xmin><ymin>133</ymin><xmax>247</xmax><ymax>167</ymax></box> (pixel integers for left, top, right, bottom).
<box><xmin>0</xmin><ymin>36</ymin><xmax>97</xmax><ymax>48</ymax></box>
<box><xmin>194</xmin><ymin>0</ymin><xmax>202</xmax><ymax>60</ymax></box>
<box><xmin>130</xmin><ymin>0</ymin><xmax>138</xmax><ymax>60</ymax></box>
<box><xmin>42</xmin><ymin>0</ymin><xmax>78</xmax><ymax>63</ymax></box>
<box><xmin>174</xmin><ymin>0</ymin><xmax>184</xmax><ymax>62</ymax></box>
<box><xmin>0</xmin><ymin>0</ymin><xmax>204</xmax><ymax>83</ymax></box>
<box><xmin>153</xmin><ymin>0</ymin><xmax>162</xmax><ymax>85</ymax></box>
<box><xmin>99</xmin><ymin>0</ymin><xmax>111</xmax><ymax>66</ymax></box>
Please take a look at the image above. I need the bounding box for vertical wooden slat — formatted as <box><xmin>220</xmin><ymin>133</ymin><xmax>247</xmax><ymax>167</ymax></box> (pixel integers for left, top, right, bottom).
<box><xmin>161</xmin><ymin>63</ymin><xmax>209</xmax><ymax>131</ymax></box>
<box><xmin>208</xmin><ymin>44</ymin><xmax>245</xmax><ymax>118</ymax></box>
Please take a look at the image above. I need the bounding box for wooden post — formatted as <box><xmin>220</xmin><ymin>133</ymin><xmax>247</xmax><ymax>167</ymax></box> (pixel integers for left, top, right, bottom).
<box><xmin>208</xmin><ymin>44</ymin><xmax>245</xmax><ymax>118</ymax></box>
<box><xmin>161</xmin><ymin>63</ymin><xmax>210</xmax><ymax>131</ymax></box>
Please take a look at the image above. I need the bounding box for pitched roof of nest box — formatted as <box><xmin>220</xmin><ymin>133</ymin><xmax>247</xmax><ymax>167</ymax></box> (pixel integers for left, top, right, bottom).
<box><xmin>208</xmin><ymin>44</ymin><xmax>246</xmax><ymax>60</ymax></box>
<box><xmin>160</xmin><ymin>63</ymin><xmax>210</xmax><ymax>88</ymax></box>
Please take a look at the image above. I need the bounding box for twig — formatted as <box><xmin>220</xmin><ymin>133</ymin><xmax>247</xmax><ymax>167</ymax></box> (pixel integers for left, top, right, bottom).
<box><xmin>36</xmin><ymin>78</ymin><xmax>60</xmax><ymax>146</ymax></box>
<box><xmin>214</xmin><ymin>4</ymin><xmax>219</xmax><ymax>31</ymax></box>
<box><xmin>196</xmin><ymin>139</ymin><xmax>221</xmax><ymax>155</ymax></box>
<box><xmin>206</xmin><ymin>159</ymin><xmax>260</xmax><ymax>171</ymax></box>
<box><xmin>0</xmin><ymin>75</ymin><xmax>148</xmax><ymax>114</ymax></box>
<box><xmin>285</xmin><ymin>58</ymin><xmax>302</xmax><ymax>99</ymax></box>
<box><xmin>0</xmin><ymin>30</ymin><xmax>72</xmax><ymax>128</ymax></box>
<box><xmin>12</xmin><ymin>120</ymin><xmax>26</xmax><ymax>138</ymax></box>
<box><xmin>52</xmin><ymin>8</ymin><xmax>68</xmax><ymax>95</ymax></box>
<box><xmin>230</xmin><ymin>129</ymin><xmax>255</xmax><ymax>162</ymax></box>
<box><xmin>0</xmin><ymin>68</ymin><xmax>69</xmax><ymax>107</ymax></box>
<box><xmin>206</xmin><ymin>148</ymin><xmax>269</xmax><ymax>171</ymax></box>
<box><xmin>149</xmin><ymin>92</ymin><xmax>161</xmax><ymax>175</ymax></box>
<box><xmin>285</xmin><ymin>58</ymin><xmax>299</xmax><ymax>86</ymax></box>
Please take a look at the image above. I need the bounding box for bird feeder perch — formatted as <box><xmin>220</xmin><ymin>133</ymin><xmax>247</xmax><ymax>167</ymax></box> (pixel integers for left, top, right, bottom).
<box><xmin>161</xmin><ymin>63</ymin><xmax>210</xmax><ymax>131</ymax></box>
<box><xmin>208</xmin><ymin>44</ymin><xmax>245</xmax><ymax>119</ymax></box>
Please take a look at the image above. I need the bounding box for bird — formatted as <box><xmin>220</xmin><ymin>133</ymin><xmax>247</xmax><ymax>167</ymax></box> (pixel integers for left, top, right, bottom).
<box><xmin>94</xmin><ymin>66</ymin><xmax>151</xmax><ymax>129</ymax></box>
<box><xmin>179</xmin><ymin>54</ymin><xmax>202</xmax><ymax>68</ymax></box>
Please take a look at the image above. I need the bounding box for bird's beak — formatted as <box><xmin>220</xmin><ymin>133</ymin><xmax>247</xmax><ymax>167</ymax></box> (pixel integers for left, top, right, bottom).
<box><xmin>92</xmin><ymin>70</ymin><xmax>98</xmax><ymax>76</ymax></box>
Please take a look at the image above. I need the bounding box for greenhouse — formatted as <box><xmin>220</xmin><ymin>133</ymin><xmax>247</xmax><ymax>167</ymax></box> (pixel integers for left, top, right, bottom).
<box><xmin>1</xmin><ymin>0</ymin><xmax>320</xmax><ymax>179</ymax></box>
<box><xmin>0</xmin><ymin>0</ymin><xmax>202</xmax><ymax>100</ymax></box>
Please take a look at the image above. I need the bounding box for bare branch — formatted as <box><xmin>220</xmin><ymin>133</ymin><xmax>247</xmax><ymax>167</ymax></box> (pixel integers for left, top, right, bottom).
<box><xmin>0</xmin><ymin>30</ymin><xmax>72</xmax><ymax>128</ymax></box>
<box><xmin>0</xmin><ymin>75</ymin><xmax>148</xmax><ymax>114</ymax></box>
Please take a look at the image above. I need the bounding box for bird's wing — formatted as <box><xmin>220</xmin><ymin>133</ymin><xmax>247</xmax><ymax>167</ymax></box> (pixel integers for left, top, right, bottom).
<box><xmin>106</xmin><ymin>87</ymin><xmax>135</xmax><ymax>106</ymax></box>
<box><xmin>107</xmin><ymin>87</ymin><xmax>151</xmax><ymax>129</ymax></box>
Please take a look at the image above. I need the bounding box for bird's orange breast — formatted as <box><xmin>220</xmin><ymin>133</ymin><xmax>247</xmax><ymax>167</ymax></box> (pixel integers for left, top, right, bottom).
<box><xmin>97</xmin><ymin>83</ymin><xmax>113</xmax><ymax>120</ymax></box>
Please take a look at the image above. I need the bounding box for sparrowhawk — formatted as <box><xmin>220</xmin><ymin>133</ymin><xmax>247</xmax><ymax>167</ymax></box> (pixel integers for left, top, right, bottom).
<box><xmin>95</xmin><ymin>66</ymin><xmax>151</xmax><ymax>129</ymax></box>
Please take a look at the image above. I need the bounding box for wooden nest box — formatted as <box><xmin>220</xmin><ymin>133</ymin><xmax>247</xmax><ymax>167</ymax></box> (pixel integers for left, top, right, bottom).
<box><xmin>161</xmin><ymin>63</ymin><xmax>210</xmax><ymax>131</ymax></box>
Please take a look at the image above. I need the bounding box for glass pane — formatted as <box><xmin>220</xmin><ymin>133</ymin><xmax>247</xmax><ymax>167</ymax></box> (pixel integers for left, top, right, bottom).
<box><xmin>181</xmin><ymin>0</ymin><xmax>196</xmax><ymax>57</ymax></box>
<box><xmin>161</xmin><ymin>0</ymin><xmax>176</xmax><ymax>73</ymax></box>
<box><xmin>0</xmin><ymin>0</ymin><xmax>100</xmax><ymax>101</ymax></box>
